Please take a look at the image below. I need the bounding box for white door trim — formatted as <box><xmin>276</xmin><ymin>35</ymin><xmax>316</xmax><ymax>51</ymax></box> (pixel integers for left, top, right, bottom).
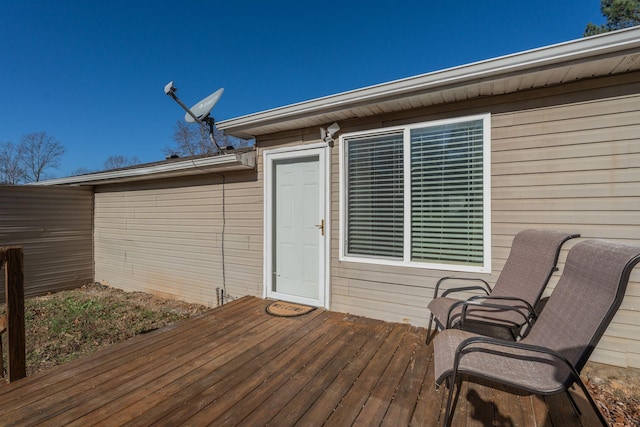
<box><xmin>263</xmin><ymin>144</ymin><xmax>330</xmax><ymax>308</ymax></box>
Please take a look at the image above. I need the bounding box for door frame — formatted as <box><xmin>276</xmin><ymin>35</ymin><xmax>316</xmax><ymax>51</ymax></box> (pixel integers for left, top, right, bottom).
<box><xmin>263</xmin><ymin>143</ymin><xmax>330</xmax><ymax>308</ymax></box>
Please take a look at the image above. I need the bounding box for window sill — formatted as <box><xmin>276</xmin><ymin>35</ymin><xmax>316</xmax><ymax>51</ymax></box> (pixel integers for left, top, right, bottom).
<box><xmin>339</xmin><ymin>254</ymin><xmax>491</xmax><ymax>274</ymax></box>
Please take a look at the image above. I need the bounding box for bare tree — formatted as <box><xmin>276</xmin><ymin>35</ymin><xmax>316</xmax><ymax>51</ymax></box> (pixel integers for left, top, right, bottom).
<box><xmin>18</xmin><ymin>132</ymin><xmax>66</xmax><ymax>182</ymax></box>
<box><xmin>70</xmin><ymin>167</ymin><xmax>94</xmax><ymax>176</ymax></box>
<box><xmin>0</xmin><ymin>142</ymin><xmax>26</xmax><ymax>184</ymax></box>
<box><xmin>164</xmin><ymin>121</ymin><xmax>251</xmax><ymax>157</ymax></box>
<box><xmin>165</xmin><ymin>121</ymin><xmax>219</xmax><ymax>157</ymax></box>
<box><xmin>103</xmin><ymin>155</ymin><xmax>141</xmax><ymax>170</ymax></box>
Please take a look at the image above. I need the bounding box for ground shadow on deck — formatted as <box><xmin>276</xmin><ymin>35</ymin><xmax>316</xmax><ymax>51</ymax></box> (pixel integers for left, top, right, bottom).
<box><xmin>467</xmin><ymin>388</ymin><xmax>515</xmax><ymax>427</ymax></box>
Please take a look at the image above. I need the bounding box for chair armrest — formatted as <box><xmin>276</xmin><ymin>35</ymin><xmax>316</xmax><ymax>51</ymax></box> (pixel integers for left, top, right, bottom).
<box><xmin>452</xmin><ymin>336</ymin><xmax>581</xmax><ymax>389</ymax></box>
<box><xmin>433</xmin><ymin>276</ymin><xmax>491</xmax><ymax>299</ymax></box>
<box><xmin>466</xmin><ymin>295</ymin><xmax>538</xmax><ymax>321</ymax></box>
<box><xmin>444</xmin><ymin>299</ymin><xmax>535</xmax><ymax>332</ymax></box>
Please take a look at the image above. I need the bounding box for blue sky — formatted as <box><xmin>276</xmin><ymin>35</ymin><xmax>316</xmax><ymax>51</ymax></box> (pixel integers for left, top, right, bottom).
<box><xmin>1</xmin><ymin>1</ymin><xmax>605</xmax><ymax>178</ymax></box>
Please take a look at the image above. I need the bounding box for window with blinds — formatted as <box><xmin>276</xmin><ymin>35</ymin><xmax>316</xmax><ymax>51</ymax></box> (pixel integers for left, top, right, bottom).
<box><xmin>346</xmin><ymin>132</ymin><xmax>404</xmax><ymax>258</ymax></box>
<box><xmin>342</xmin><ymin>114</ymin><xmax>490</xmax><ymax>271</ymax></box>
<box><xmin>410</xmin><ymin>120</ymin><xmax>484</xmax><ymax>266</ymax></box>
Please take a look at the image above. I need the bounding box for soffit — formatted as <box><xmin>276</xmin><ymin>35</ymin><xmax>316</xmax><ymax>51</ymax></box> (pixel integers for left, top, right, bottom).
<box><xmin>217</xmin><ymin>27</ymin><xmax>640</xmax><ymax>139</ymax></box>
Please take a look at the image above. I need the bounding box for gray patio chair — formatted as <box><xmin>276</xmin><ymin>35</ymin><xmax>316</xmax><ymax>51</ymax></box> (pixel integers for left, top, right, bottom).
<box><xmin>433</xmin><ymin>239</ymin><xmax>640</xmax><ymax>427</ymax></box>
<box><xmin>426</xmin><ymin>229</ymin><xmax>579</xmax><ymax>344</ymax></box>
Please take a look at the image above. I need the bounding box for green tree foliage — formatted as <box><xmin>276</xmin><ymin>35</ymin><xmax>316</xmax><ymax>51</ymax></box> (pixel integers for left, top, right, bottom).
<box><xmin>585</xmin><ymin>0</ymin><xmax>640</xmax><ymax>36</ymax></box>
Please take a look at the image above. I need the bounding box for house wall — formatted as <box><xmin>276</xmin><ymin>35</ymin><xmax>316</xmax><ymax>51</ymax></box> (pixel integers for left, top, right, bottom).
<box><xmin>0</xmin><ymin>186</ymin><xmax>94</xmax><ymax>299</ymax></box>
<box><xmin>93</xmin><ymin>171</ymin><xmax>262</xmax><ymax>307</ymax></box>
<box><xmin>255</xmin><ymin>71</ymin><xmax>640</xmax><ymax>368</ymax></box>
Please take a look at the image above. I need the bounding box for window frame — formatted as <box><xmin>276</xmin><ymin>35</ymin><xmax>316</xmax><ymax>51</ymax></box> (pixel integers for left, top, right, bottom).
<box><xmin>339</xmin><ymin>113</ymin><xmax>492</xmax><ymax>273</ymax></box>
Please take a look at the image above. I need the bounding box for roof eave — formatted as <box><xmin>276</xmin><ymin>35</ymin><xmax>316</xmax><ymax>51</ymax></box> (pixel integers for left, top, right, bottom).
<box><xmin>32</xmin><ymin>151</ymin><xmax>256</xmax><ymax>186</ymax></box>
<box><xmin>217</xmin><ymin>27</ymin><xmax>640</xmax><ymax>139</ymax></box>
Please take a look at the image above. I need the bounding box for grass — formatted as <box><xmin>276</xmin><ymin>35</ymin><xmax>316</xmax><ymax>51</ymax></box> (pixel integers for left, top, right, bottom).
<box><xmin>1</xmin><ymin>283</ymin><xmax>208</xmax><ymax>376</ymax></box>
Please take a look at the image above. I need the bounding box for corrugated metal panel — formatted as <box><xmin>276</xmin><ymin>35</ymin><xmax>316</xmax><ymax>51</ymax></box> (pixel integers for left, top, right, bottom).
<box><xmin>0</xmin><ymin>186</ymin><xmax>93</xmax><ymax>299</ymax></box>
<box><xmin>93</xmin><ymin>172</ymin><xmax>262</xmax><ymax>307</ymax></box>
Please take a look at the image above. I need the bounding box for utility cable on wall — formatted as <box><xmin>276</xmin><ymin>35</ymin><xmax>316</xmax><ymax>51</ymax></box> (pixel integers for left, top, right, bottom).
<box><xmin>219</xmin><ymin>173</ymin><xmax>227</xmax><ymax>303</ymax></box>
<box><xmin>189</xmin><ymin>160</ymin><xmax>230</xmax><ymax>306</ymax></box>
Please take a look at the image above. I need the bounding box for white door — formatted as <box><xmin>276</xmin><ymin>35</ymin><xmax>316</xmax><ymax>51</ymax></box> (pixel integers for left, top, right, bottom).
<box><xmin>265</xmin><ymin>146</ymin><xmax>327</xmax><ymax>307</ymax></box>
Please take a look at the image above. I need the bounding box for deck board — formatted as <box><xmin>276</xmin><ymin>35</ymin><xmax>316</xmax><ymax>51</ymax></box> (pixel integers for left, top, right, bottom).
<box><xmin>293</xmin><ymin>320</ymin><xmax>395</xmax><ymax>425</ymax></box>
<box><xmin>354</xmin><ymin>327</ymin><xmax>420</xmax><ymax>425</ymax></box>
<box><xmin>380</xmin><ymin>328</ymin><xmax>431</xmax><ymax>427</ymax></box>
<box><xmin>259</xmin><ymin>318</ymin><xmax>376</xmax><ymax>426</ymax></box>
<box><xmin>409</xmin><ymin>346</ymin><xmax>443</xmax><ymax>427</ymax></box>
<box><xmin>465</xmin><ymin>378</ymin><xmax>495</xmax><ymax>427</ymax></box>
<box><xmin>325</xmin><ymin>323</ymin><xmax>410</xmax><ymax>426</ymax></box>
<box><xmin>0</xmin><ymin>296</ymin><xmax>600</xmax><ymax>426</ymax></box>
<box><xmin>126</xmin><ymin>307</ymin><xmax>333</xmax><ymax>425</ymax></box>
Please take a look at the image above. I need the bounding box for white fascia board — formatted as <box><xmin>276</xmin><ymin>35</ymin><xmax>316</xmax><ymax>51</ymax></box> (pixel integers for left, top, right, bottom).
<box><xmin>217</xmin><ymin>27</ymin><xmax>640</xmax><ymax>136</ymax></box>
<box><xmin>32</xmin><ymin>151</ymin><xmax>256</xmax><ymax>186</ymax></box>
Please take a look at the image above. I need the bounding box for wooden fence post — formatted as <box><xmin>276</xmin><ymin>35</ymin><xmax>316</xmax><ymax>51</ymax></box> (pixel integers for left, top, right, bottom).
<box><xmin>2</xmin><ymin>247</ymin><xmax>26</xmax><ymax>382</ymax></box>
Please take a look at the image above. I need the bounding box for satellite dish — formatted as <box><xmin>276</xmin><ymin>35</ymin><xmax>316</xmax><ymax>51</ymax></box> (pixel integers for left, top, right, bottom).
<box><xmin>164</xmin><ymin>81</ymin><xmax>229</xmax><ymax>153</ymax></box>
<box><xmin>185</xmin><ymin>88</ymin><xmax>224</xmax><ymax>123</ymax></box>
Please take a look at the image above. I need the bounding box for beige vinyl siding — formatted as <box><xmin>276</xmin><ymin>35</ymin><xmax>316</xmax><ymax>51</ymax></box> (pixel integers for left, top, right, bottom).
<box><xmin>254</xmin><ymin>72</ymin><xmax>640</xmax><ymax>367</ymax></box>
<box><xmin>490</xmin><ymin>85</ymin><xmax>640</xmax><ymax>368</ymax></box>
<box><xmin>0</xmin><ymin>186</ymin><xmax>93</xmax><ymax>299</ymax></box>
<box><xmin>93</xmin><ymin>172</ymin><xmax>261</xmax><ymax>307</ymax></box>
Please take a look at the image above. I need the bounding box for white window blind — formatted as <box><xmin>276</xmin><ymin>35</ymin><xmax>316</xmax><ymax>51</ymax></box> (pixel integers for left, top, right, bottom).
<box><xmin>410</xmin><ymin>120</ymin><xmax>484</xmax><ymax>265</ymax></box>
<box><xmin>346</xmin><ymin>132</ymin><xmax>404</xmax><ymax>258</ymax></box>
<box><xmin>341</xmin><ymin>114</ymin><xmax>489</xmax><ymax>271</ymax></box>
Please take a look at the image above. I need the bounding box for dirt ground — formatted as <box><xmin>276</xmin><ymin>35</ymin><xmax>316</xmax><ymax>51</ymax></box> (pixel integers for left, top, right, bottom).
<box><xmin>2</xmin><ymin>283</ymin><xmax>639</xmax><ymax>425</ymax></box>
<box><xmin>1</xmin><ymin>283</ymin><xmax>209</xmax><ymax>376</ymax></box>
<box><xmin>582</xmin><ymin>362</ymin><xmax>640</xmax><ymax>426</ymax></box>
<box><xmin>77</xmin><ymin>282</ymin><xmax>209</xmax><ymax>317</ymax></box>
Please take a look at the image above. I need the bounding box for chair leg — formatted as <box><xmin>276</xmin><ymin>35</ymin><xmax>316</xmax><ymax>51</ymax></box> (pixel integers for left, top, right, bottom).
<box><xmin>509</xmin><ymin>327</ymin><xmax>519</xmax><ymax>341</ymax></box>
<box><xmin>426</xmin><ymin>313</ymin><xmax>435</xmax><ymax>344</ymax></box>
<box><xmin>0</xmin><ymin>334</ymin><xmax>4</xmax><ymax>378</ymax></box>
<box><xmin>573</xmin><ymin>375</ymin><xmax>608</xmax><ymax>426</ymax></box>
<box><xmin>566</xmin><ymin>386</ymin><xmax>582</xmax><ymax>417</ymax></box>
<box><xmin>442</xmin><ymin>374</ymin><xmax>462</xmax><ymax>427</ymax></box>
<box><xmin>426</xmin><ymin>314</ymin><xmax>444</xmax><ymax>345</ymax></box>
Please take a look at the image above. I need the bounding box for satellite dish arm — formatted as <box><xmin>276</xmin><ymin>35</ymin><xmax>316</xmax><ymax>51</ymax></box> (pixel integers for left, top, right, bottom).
<box><xmin>205</xmin><ymin>117</ymin><xmax>223</xmax><ymax>152</ymax></box>
<box><xmin>164</xmin><ymin>81</ymin><xmax>225</xmax><ymax>153</ymax></box>
<box><xmin>165</xmin><ymin>90</ymin><xmax>205</xmax><ymax>125</ymax></box>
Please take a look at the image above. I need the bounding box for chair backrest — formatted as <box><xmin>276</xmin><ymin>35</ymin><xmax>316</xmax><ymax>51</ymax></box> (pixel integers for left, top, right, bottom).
<box><xmin>491</xmin><ymin>229</ymin><xmax>578</xmax><ymax>306</ymax></box>
<box><xmin>524</xmin><ymin>239</ymin><xmax>640</xmax><ymax>372</ymax></box>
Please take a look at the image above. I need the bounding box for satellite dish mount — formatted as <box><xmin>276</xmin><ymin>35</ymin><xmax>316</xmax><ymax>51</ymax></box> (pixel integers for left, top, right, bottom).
<box><xmin>164</xmin><ymin>81</ymin><xmax>227</xmax><ymax>153</ymax></box>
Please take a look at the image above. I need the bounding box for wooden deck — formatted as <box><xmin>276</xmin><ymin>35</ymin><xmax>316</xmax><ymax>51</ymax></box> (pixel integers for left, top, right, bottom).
<box><xmin>0</xmin><ymin>296</ymin><xmax>602</xmax><ymax>426</ymax></box>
